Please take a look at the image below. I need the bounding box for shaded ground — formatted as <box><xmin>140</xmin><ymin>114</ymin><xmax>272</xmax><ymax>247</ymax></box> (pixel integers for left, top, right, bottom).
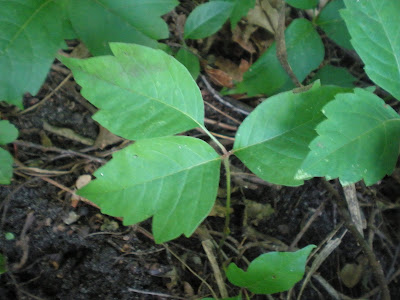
<box><xmin>1</xmin><ymin>2</ymin><xmax>400</xmax><ymax>299</ymax></box>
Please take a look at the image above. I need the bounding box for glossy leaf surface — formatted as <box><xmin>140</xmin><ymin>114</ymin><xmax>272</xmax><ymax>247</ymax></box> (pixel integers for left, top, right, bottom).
<box><xmin>341</xmin><ymin>0</ymin><xmax>400</xmax><ymax>99</ymax></box>
<box><xmin>67</xmin><ymin>0</ymin><xmax>178</xmax><ymax>55</ymax></box>
<box><xmin>316</xmin><ymin>0</ymin><xmax>353</xmax><ymax>50</ymax></box>
<box><xmin>184</xmin><ymin>1</ymin><xmax>234</xmax><ymax>39</ymax></box>
<box><xmin>60</xmin><ymin>43</ymin><xmax>205</xmax><ymax>140</ymax></box>
<box><xmin>231</xmin><ymin>19</ymin><xmax>324</xmax><ymax>96</ymax></box>
<box><xmin>78</xmin><ymin>136</ymin><xmax>221</xmax><ymax>243</ymax></box>
<box><xmin>226</xmin><ymin>245</ymin><xmax>315</xmax><ymax>294</ymax></box>
<box><xmin>233</xmin><ymin>83</ymin><xmax>348</xmax><ymax>186</ymax></box>
<box><xmin>0</xmin><ymin>0</ymin><xmax>68</xmax><ymax>108</ymax></box>
<box><xmin>299</xmin><ymin>89</ymin><xmax>400</xmax><ymax>186</ymax></box>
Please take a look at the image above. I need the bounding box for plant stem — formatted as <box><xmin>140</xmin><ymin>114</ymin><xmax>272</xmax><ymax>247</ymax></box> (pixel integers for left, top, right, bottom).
<box><xmin>322</xmin><ymin>179</ymin><xmax>391</xmax><ymax>300</ymax></box>
<box><xmin>201</xmin><ymin>124</ymin><xmax>229</xmax><ymax>155</ymax></box>
<box><xmin>201</xmin><ymin>126</ymin><xmax>232</xmax><ymax>246</ymax></box>
<box><xmin>223</xmin><ymin>156</ymin><xmax>232</xmax><ymax>237</ymax></box>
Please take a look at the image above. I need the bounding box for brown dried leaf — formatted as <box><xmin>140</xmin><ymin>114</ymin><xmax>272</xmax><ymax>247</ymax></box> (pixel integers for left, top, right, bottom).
<box><xmin>205</xmin><ymin>67</ymin><xmax>234</xmax><ymax>88</ymax></box>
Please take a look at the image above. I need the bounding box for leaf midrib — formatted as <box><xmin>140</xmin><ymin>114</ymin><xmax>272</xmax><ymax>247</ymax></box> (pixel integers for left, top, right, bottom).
<box><xmin>305</xmin><ymin>118</ymin><xmax>400</xmax><ymax>170</ymax></box>
<box><xmin>2</xmin><ymin>0</ymin><xmax>53</xmax><ymax>54</ymax></box>
<box><xmin>233</xmin><ymin>116</ymin><xmax>319</xmax><ymax>154</ymax></box>
<box><xmin>94</xmin><ymin>156</ymin><xmax>221</xmax><ymax>194</ymax></box>
<box><xmin>75</xmin><ymin>59</ymin><xmax>204</xmax><ymax>128</ymax></box>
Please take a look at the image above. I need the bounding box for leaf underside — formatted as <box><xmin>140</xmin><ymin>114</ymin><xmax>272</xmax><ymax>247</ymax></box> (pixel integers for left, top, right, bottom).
<box><xmin>60</xmin><ymin>43</ymin><xmax>205</xmax><ymax>140</ymax></box>
<box><xmin>78</xmin><ymin>136</ymin><xmax>221</xmax><ymax>243</ymax></box>
<box><xmin>341</xmin><ymin>0</ymin><xmax>400</xmax><ymax>100</ymax></box>
<box><xmin>231</xmin><ymin>18</ymin><xmax>324</xmax><ymax>96</ymax></box>
<box><xmin>226</xmin><ymin>245</ymin><xmax>316</xmax><ymax>294</ymax></box>
<box><xmin>233</xmin><ymin>82</ymin><xmax>349</xmax><ymax>186</ymax></box>
<box><xmin>0</xmin><ymin>0</ymin><xmax>68</xmax><ymax>108</ymax></box>
<box><xmin>299</xmin><ymin>88</ymin><xmax>400</xmax><ymax>186</ymax></box>
<box><xmin>67</xmin><ymin>0</ymin><xmax>178</xmax><ymax>55</ymax></box>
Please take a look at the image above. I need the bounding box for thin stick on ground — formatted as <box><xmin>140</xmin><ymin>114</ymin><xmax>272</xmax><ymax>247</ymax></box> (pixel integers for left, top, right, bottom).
<box><xmin>322</xmin><ymin>179</ymin><xmax>391</xmax><ymax>300</ymax></box>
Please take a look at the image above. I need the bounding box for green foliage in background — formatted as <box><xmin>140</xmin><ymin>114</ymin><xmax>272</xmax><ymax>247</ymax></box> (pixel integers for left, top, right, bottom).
<box><xmin>230</xmin><ymin>19</ymin><xmax>324</xmax><ymax>96</ymax></box>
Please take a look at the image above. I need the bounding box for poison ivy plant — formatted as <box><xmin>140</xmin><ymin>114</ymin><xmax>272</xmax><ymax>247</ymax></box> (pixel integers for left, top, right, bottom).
<box><xmin>341</xmin><ymin>0</ymin><xmax>400</xmax><ymax>100</ymax></box>
<box><xmin>315</xmin><ymin>0</ymin><xmax>353</xmax><ymax>50</ymax></box>
<box><xmin>0</xmin><ymin>0</ymin><xmax>178</xmax><ymax>108</ymax></box>
<box><xmin>229</xmin><ymin>18</ymin><xmax>324</xmax><ymax>96</ymax></box>
<box><xmin>0</xmin><ymin>120</ymin><xmax>18</xmax><ymax>185</ymax></box>
<box><xmin>296</xmin><ymin>0</ymin><xmax>400</xmax><ymax>185</ymax></box>
<box><xmin>226</xmin><ymin>245</ymin><xmax>315</xmax><ymax>294</ymax></box>
<box><xmin>297</xmin><ymin>88</ymin><xmax>400</xmax><ymax>186</ymax></box>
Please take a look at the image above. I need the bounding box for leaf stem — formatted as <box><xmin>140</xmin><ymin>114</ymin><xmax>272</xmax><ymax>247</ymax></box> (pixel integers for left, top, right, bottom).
<box><xmin>223</xmin><ymin>156</ymin><xmax>232</xmax><ymax>237</ymax></box>
<box><xmin>201</xmin><ymin>125</ymin><xmax>229</xmax><ymax>155</ymax></box>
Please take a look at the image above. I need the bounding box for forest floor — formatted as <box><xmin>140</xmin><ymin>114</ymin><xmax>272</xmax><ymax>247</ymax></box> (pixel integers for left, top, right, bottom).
<box><xmin>1</xmin><ymin>1</ymin><xmax>400</xmax><ymax>299</ymax></box>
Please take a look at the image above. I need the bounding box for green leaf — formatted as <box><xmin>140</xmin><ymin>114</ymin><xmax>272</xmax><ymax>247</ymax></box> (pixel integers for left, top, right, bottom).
<box><xmin>230</xmin><ymin>19</ymin><xmax>324</xmax><ymax>96</ymax></box>
<box><xmin>0</xmin><ymin>120</ymin><xmax>17</xmax><ymax>185</ymax></box>
<box><xmin>226</xmin><ymin>245</ymin><xmax>315</xmax><ymax>294</ymax></box>
<box><xmin>0</xmin><ymin>148</ymin><xmax>14</xmax><ymax>185</ymax></box>
<box><xmin>0</xmin><ymin>120</ymin><xmax>18</xmax><ymax>145</ymax></box>
<box><xmin>78</xmin><ymin>136</ymin><xmax>221</xmax><ymax>243</ymax></box>
<box><xmin>211</xmin><ymin>0</ymin><xmax>256</xmax><ymax>29</ymax></box>
<box><xmin>285</xmin><ymin>0</ymin><xmax>318</xmax><ymax>10</ymax></box>
<box><xmin>59</xmin><ymin>43</ymin><xmax>205</xmax><ymax>140</ymax></box>
<box><xmin>175</xmin><ymin>48</ymin><xmax>200</xmax><ymax>80</ymax></box>
<box><xmin>184</xmin><ymin>1</ymin><xmax>234</xmax><ymax>39</ymax></box>
<box><xmin>233</xmin><ymin>82</ymin><xmax>349</xmax><ymax>186</ymax></box>
<box><xmin>341</xmin><ymin>0</ymin><xmax>400</xmax><ymax>100</ymax></box>
<box><xmin>0</xmin><ymin>0</ymin><xmax>68</xmax><ymax>108</ymax></box>
<box><xmin>0</xmin><ymin>253</ymin><xmax>6</xmax><ymax>275</ymax></box>
<box><xmin>298</xmin><ymin>89</ymin><xmax>400</xmax><ymax>186</ymax></box>
<box><xmin>67</xmin><ymin>0</ymin><xmax>178</xmax><ymax>55</ymax></box>
<box><xmin>316</xmin><ymin>0</ymin><xmax>353</xmax><ymax>50</ymax></box>
<box><xmin>311</xmin><ymin>65</ymin><xmax>356</xmax><ymax>88</ymax></box>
